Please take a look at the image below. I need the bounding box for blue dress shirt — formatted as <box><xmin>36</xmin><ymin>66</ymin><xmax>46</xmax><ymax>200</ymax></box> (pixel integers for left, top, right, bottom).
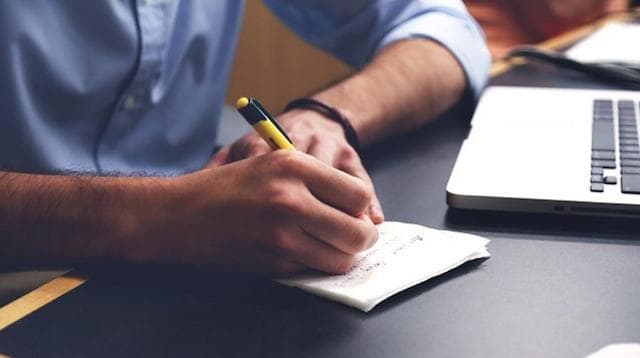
<box><xmin>0</xmin><ymin>0</ymin><xmax>489</xmax><ymax>176</ymax></box>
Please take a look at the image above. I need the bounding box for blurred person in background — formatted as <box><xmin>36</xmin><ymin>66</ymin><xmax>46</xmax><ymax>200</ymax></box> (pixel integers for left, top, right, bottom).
<box><xmin>465</xmin><ymin>0</ymin><xmax>630</xmax><ymax>58</ymax></box>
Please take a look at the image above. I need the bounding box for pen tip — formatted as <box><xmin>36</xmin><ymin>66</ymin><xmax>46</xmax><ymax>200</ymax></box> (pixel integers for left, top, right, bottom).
<box><xmin>236</xmin><ymin>97</ymin><xmax>250</xmax><ymax>109</ymax></box>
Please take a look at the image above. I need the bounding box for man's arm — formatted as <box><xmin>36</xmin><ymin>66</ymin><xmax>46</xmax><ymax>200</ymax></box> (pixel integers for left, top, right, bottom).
<box><xmin>0</xmin><ymin>171</ymin><xmax>148</xmax><ymax>265</ymax></box>
<box><xmin>0</xmin><ymin>151</ymin><xmax>377</xmax><ymax>276</ymax></box>
<box><xmin>308</xmin><ymin>38</ymin><xmax>466</xmax><ymax>147</ymax></box>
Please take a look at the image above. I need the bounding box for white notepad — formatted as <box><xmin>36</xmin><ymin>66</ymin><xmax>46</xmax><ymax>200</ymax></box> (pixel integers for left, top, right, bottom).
<box><xmin>278</xmin><ymin>221</ymin><xmax>490</xmax><ymax>312</ymax></box>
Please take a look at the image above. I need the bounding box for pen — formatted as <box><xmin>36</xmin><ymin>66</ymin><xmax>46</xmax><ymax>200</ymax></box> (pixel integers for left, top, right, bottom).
<box><xmin>236</xmin><ymin>97</ymin><xmax>296</xmax><ymax>150</ymax></box>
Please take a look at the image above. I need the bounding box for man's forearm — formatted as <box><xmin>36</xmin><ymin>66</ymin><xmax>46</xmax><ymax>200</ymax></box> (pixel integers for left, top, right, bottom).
<box><xmin>0</xmin><ymin>171</ymin><xmax>164</xmax><ymax>265</ymax></box>
<box><xmin>312</xmin><ymin>39</ymin><xmax>466</xmax><ymax>147</ymax></box>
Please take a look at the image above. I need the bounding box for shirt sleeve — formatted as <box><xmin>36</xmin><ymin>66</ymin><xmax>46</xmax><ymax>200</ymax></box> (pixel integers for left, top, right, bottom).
<box><xmin>262</xmin><ymin>0</ymin><xmax>490</xmax><ymax>98</ymax></box>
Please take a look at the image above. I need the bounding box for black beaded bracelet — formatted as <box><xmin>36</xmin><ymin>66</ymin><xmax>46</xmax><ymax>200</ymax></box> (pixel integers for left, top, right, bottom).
<box><xmin>284</xmin><ymin>98</ymin><xmax>360</xmax><ymax>152</ymax></box>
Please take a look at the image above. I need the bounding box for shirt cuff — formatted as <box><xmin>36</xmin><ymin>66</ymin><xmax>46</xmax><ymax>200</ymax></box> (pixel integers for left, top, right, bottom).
<box><xmin>377</xmin><ymin>10</ymin><xmax>491</xmax><ymax>99</ymax></box>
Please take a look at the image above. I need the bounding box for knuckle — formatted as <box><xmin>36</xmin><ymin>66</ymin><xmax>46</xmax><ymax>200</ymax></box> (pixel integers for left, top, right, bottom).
<box><xmin>270</xmin><ymin>149</ymin><xmax>307</xmax><ymax>174</ymax></box>
<box><xmin>338</xmin><ymin>145</ymin><xmax>358</xmax><ymax>162</ymax></box>
<box><xmin>371</xmin><ymin>222</ymin><xmax>380</xmax><ymax>241</ymax></box>
<box><xmin>364</xmin><ymin>224</ymin><xmax>379</xmax><ymax>249</ymax></box>
<box><xmin>287</xmin><ymin>132</ymin><xmax>307</xmax><ymax>146</ymax></box>
<box><xmin>352</xmin><ymin>182</ymin><xmax>372</xmax><ymax>208</ymax></box>
<box><xmin>310</xmin><ymin>132</ymin><xmax>324</xmax><ymax>145</ymax></box>
<box><xmin>349</xmin><ymin>236</ymin><xmax>369</xmax><ymax>254</ymax></box>
<box><xmin>346</xmin><ymin>224</ymin><xmax>375</xmax><ymax>253</ymax></box>
<box><xmin>270</xmin><ymin>189</ymin><xmax>305</xmax><ymax>218</ymax></box>
<box><xmin>328</xmin><ymin>256</ymin><xmax>354</xmax><ymax>274</ymax></box>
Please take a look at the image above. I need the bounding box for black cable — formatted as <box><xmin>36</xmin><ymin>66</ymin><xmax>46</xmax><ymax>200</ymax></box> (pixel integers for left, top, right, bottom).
<box><xmin>505</xmin><ymin>46</ymin><xmax>640</xmax><ymax>90</ymax></box>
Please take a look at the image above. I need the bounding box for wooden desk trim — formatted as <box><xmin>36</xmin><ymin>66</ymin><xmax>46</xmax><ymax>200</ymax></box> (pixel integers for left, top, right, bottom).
<box><xmin>0</xmin><ymin>10</ymin><xmax>635</xmax><ymax>334</ymax></box>
<box><xmin>0</xmin><ymin>273</ymin><xmax>87</xmax><ymax>331</ymax></box>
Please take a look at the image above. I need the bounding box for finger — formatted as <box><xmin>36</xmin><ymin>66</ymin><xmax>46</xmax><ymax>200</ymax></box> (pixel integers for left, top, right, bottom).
<box><xmin>336</xmin><ymin>154</ymin><xmax>385</xmax><ymax>224</ymax></box>
<box><xmin>293</xmin><ymin>154</ymin><xmax>372</xmax><ymax>217</ymax></box>
<box><xmin>208</xmin><ymin>146</ymin><xmax>231</xmax><ymax>167</ymax></box>
<box><xmin>368</xmin><ymin>200</ymin><xmax>384</xmax><ymax>225</ymax></box>
<box><xmin>284</xmin><ymin>225</ymin><xmax>358</xmax><ymax>274</ymax></box>
<box><xmin>297</xmin><ymin>198</ymin><xmax>378</xmax><ymax>255</ymax></box>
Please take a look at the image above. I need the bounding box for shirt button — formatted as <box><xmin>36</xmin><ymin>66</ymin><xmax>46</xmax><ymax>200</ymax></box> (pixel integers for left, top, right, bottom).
<box><xmin>122</xmin><ymin>95</ymin><xmax>136</xmax><ymax>111</ymax></box>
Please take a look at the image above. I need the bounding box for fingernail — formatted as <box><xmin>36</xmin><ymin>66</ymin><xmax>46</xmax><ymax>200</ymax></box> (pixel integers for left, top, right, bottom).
<box><xmin>369</xmin><ymin>204</ymin><xmax>385</xmax><ymax>224</ymax></box>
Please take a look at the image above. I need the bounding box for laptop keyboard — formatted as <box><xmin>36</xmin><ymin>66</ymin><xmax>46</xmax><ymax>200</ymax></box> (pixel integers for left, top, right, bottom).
<box><xmin>590</xmin><ymin>99</ymin><xmax>640</xmax><ymax>193</ymax></box>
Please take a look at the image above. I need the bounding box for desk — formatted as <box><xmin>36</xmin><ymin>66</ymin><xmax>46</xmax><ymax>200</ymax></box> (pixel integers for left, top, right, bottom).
<box><xmin>1</xmin><ymin>16</ymin><xmax>640</xmax><ymax>358</ymax></box>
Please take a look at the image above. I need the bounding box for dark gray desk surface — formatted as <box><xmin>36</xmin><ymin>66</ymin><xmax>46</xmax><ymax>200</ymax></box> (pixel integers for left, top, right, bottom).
<box><xmin>1</xmin><ymin>62</ymin><xmax>640</xmax><ymax>358</ymax></box>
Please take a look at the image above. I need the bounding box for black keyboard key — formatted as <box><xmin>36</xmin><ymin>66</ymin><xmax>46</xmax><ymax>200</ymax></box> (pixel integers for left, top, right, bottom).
<box><xmin>619</xmin><ymin>101</ymin><xmax>636</xmax><ymax>108</ymax></box>
<box><xmin>591</xmin><ymin>175</ymin><xmax>603</xmax><ymax>183</ymax></box>
<box><xmin>604</xmin><ymin>176</ymin><xmax>618</xmax><ymax>185</ymax></box>
<box><xmin>619</xmin><ymin>145</ymin><xmax>640</xmax><ymax>153</ymax></box>
<box><xmin>619</xmin><ymin>125</ymin><xmax>637</xmax><ymax>132</ymax></box>
<box><xmin>591</xmin><ymin>183</ymin><xmax>605</xmax><ymax>192</ymax></box>
<box><xmin>592</xmin><ymin>150</ymin><xmax>616</xmax><ymax>160</ymax></box>
<box><xmin>595</xmin><ymin>99</ymin><xmax>613</xmax><ymax>109</ymax></box>
<box><xmin>619</xmin><ymin>129</ymin><xmax>637</xmax><ymax>136</ymax></box>
<box><xmin>618</xmin><ymin>127</ymin><xmax>637</xmax><ymax>134</ymax></box>
<box><xmin>591</xmin><ymin>167</ymin><xmax>604</xmax><ymax>175</ymax></box>
<box><xmin>620</xmin><ymin>132</ymin><xmax>639</xmax><ymax>139</ymax></box>
<box><xmin>592</xmin><ymin>160</ymin><xmax>616</xmax><ymax>168</ymax></box>
<box><xmin>622</xmin><ymin>167</ymin><xmax>640</xmax><ymax>174</ymax></box>
<box><xmin>622</xmin><ymin>174</ymin><xmax>640</xmax><ymax>194</ymax></box>
<box><xmin>619</xmin><ymin>139</ymin><xmax>639</xmax><ymax>146</ymax></box>
<box><xmin>621</xmin><ymin>159</ymin><xmax>640</xmax><ymax>167</ymax></box>
<box><xmin>621</xmin><ymin>152</ymin><xmax>640</xmax><ymax>160</ymax></box>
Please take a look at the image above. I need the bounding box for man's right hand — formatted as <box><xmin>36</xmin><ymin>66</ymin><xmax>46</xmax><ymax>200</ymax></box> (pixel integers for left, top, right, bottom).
<box><xmin>134</xmin><ymin>150</ymin><xmax>378</xmax><ymax>277</ymax></box>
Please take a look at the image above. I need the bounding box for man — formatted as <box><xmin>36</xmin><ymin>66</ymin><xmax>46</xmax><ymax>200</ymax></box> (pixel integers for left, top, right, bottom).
<box><xmin>0</xmin><ymin>1</ymin><xmax>489</xmax><ymax>276</ymax></box>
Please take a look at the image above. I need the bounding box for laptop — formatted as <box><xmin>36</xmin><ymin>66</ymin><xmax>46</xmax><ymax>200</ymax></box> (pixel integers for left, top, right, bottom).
<box><xmin>446</xmin><ymin>86</ymin><xmax>640</xmax><ymax>217</ymax></box>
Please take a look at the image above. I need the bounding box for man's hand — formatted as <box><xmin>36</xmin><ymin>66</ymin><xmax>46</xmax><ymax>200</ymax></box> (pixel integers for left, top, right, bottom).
<box><xmin>210</xmin><ymin>39</ymin><xmax>470</xmax><ymax>227</ymax></box>
<box><xmin>209</xmin><ymin>109</ymin><xmax>384</xmax><ymax>224</ymax></box>
<box><xmin>141</xmin><ymin>150</ymin><xmax>379</xmax><ymax>277</ymax></box>
<box><xmin>0</xmin><ymin>151</ymin><xmax>377</xmax><ymax>277</ymax></box>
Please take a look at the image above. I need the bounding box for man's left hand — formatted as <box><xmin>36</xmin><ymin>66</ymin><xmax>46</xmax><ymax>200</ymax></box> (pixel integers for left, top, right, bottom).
<box><xmin>208</xmin><ymin>109</ymin><xmax>384</xmax><ymax>224</ymax></box>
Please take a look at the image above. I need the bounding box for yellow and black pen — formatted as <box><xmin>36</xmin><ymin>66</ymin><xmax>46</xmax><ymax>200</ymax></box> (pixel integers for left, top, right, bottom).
<box><xmin>236</xmin><ymin>97</ymin><xmax>296</xmax><ymax>150</ymax></box>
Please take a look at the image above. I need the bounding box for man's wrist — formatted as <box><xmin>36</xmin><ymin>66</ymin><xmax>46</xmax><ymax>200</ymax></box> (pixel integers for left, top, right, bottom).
<box><xmin>284</xmin><ymin>97</ymin><xmax>361</xmax><ymax>152</ymax></box>
<box><xmin>114</xmin><ymin>176</ymin><xmax>184</xmax><ymax>265</ymax></box>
